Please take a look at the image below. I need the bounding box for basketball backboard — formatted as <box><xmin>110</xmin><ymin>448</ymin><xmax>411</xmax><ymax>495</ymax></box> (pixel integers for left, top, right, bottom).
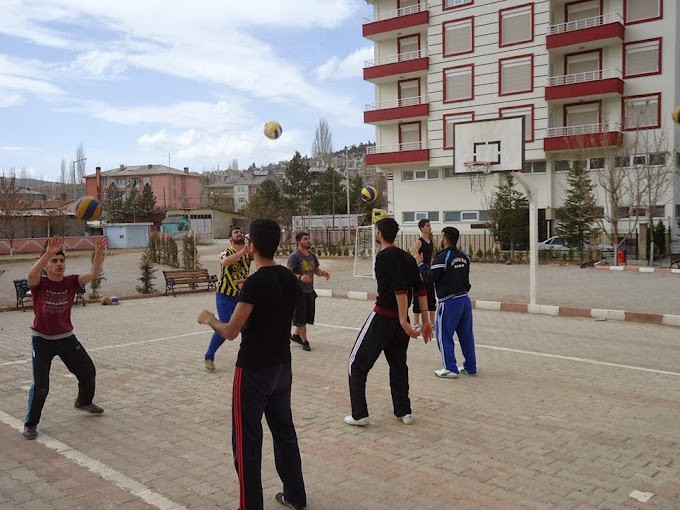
<box><xmin>453</xmin><ymin>117</ymin><xmax>525</xmax><ymax>173</ymax></box>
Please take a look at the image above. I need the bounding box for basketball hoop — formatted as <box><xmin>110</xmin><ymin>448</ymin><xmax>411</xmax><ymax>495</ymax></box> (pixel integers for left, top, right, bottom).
<box><xmin>464</xmin><ymin>161</ymin><xmax>491</xmax><ymax>193</ymax></box>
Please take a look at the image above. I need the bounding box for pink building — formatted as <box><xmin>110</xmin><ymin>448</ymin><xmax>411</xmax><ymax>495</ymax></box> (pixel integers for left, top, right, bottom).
<box><xmin>85</xmin><ymin>164</ymin><xmax>202</xmax><ymax>210</ymax></box>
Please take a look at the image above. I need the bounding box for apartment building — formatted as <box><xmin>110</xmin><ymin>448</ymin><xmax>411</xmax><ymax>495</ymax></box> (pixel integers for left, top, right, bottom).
<box><xmin>362</xmin><ymin>0</ymin><xmax>679</xmax><ymax>239</ymax></box>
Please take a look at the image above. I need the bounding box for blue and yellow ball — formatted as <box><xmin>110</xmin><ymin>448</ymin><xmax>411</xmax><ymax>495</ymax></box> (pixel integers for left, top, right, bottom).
<box><xmin>74</xmin><ymin>196</ymin><xmax>102</xmax><ymax>221</ymax></box>
<box><xmin>360</xmin><ymin>186</ymin><xmax>378</xmax><ymax>204</ymax></box>
<box><xmin>263</xmin><ymin>120</ymin><xmax>283</xmax><ymax>140</ymax></box>
<box><xmin>672</xmin><ymin>106</ymin><xmax>680</xmax><ymax>124</ymax></box>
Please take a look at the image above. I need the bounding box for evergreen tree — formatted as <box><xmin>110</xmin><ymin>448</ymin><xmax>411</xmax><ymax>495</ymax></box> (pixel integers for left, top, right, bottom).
<box><xmin>124</xmin><ymin>184</ymin><xmax>142</xmax><ymax>221</ymax></box>
<box><xmin>282</xmin><ymin>151</ymin><xmax>311</xmax><ymax>217</ymax></box>
<box><xmin>556</xmin><ymin>161</ymin><xmax>596</xmax><ymax>251</ymax></box>
<box><xmin>140</xmin><ymin>183</ymin><xmax>157</xmax><ymax>217</ymax></box>
<box><xmin>242</xmin><ymin>180</ymin><xmax>292</xmax><ymax>227</ymax></box>
<box><xmin>309</xmin><ymin>167</ymin><xmax>347</xmax><ymax>215</ymax></box>
<box><xmin>349</xmin><ymin>174</ymin><xmax>373</xmax><ymax>225</ymax></box>
<box><xmin>88</xmin><ymin>248</ymin><xmax>106</xmax><ymax>299</ymax></box>
<box><xmin>488</xmin><ymin>173</ymin><xmax>529</xmax><ymax>255</ymax></box>
<box><xmin>104</xmin><ymin>182</ymin><xmax>125</xmax><ymax>223</ymax></box>
<box><xmin>136</xmin><ymin>249</ymin><xmax>157</xmax><ymax>294</ymax></box>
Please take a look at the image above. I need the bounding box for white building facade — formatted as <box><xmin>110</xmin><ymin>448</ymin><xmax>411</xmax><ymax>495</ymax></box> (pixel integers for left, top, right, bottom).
<box><xmin>363</xmin><ymin>0</ymin><xmax>679</xmax><ymax>240</ymax></box>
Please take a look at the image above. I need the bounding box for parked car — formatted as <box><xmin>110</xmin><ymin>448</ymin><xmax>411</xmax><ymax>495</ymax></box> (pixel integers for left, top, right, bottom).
<box><xmin>537</xmin><ymin>236</ymin><xmax>614</xmax><ymax>255</ymax></box>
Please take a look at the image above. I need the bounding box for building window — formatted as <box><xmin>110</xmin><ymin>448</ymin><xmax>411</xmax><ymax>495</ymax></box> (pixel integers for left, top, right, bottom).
<box><xmin>403</xmin><ymin>169</ymin><xmax>439</xmax><ymax>181</ymax></box>
<box><xmin>398</xmin><ymin>79</ymin><xmax>420</xmax><ymax>105</ymax></box>
<box><xmin>443</xmin><ymin>112</ymin><xmax>474</xmax><ymax>149</ymax></box>
<box><xmin>522</xmin><ymin>161</ymin><xmax>546</xmax><ymax>173</ymax></box>
<box><xmin>443</xmin><ymin>18</ymin><xmax>473</xmax><ymax>57</ymax></box>
<box><xmin>554</xmin><ymin>160</ymin><xmax>571</xmax><ymax>172</ymax></box>
<box><xmin>499</xmin><ymin>4</ymin><xmax>533</xmax><ymax>47</ymax></box>
<box><xmin>143</xmin><ymin>177</ymin><xmax>151</xmax><ymax>185</ymax></box>
<box><xmin>623</xmin><ymin>94</ymin><xmax>660</xmax><ymax>130</ymax></box>
<box><xmin>649</xmin><ymin>152</ymin><xmax>667</xmax><ymax>166</ymax></box>
<box><xmin>589</xmin><ymin>158</ymin><xmax>605</xmax><ymax>169</ymax></box>
<box><xmin>499</xmin><ymin>55</ymin><xmax>532</xmax><ymax>95</ymax></box>
<box><xmin>444</xmin><ymin>0</ymin><xmax>472</xmax><ymax>9</ymax></box>
<box><xmin>565</xmin><ymin>51</ymin><xmax>601</xmax><ymax>75</ymax></box>
<box><xmin>565</xmin><ymin>102</ymin><xmax>600</xmax><ymax>126</ymax></box>
<box><xmin>237</xmin><ymin>197</ymin><xmax>246</xmax><ymax>204</ymax></box>
<box><xmin>500</xmin><ymin>105</ymin><xmax>533</xmax><ymax>142</ymax></box>
<box><xmin>403</xmin><ymin>211</ymin><xmax>440</xmax><ymax>223</ymax></box>
<box><xmin>624</xmin><ymin>0</ymin><xmax>662</xmax><ymax>24</ymax></box>
<box><xmin>399</xmin><ymin>122</ymin><xmax>421</xmax><ymax>150</ymax></box>
<box><xmin>566</xmin><ymin>0</ymin><xmax>600</xmax><ymax>21</ymax></box>
<box><xmin>398</xmin><ymin>34</ymin><xmax>419</xmax><ymax>58</ymax></box>
<box><xmin>444</xmin><ymin>210</ymin><xmax>490</xmax><ymax>222</ymax></box>
<box><xmin>624</xmin><ymin>39</ymin><xmax>661</xmax><ymax>78</ymax></box>
<box><xmin>444</xmin><ymin>65</ymin><xmax>473</xmax><ymax>103</ymax></box>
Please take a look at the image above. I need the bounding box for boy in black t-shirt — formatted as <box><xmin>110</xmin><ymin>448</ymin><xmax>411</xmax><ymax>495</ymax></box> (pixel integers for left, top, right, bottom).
<box><xmin>345</xmin><ymin>218</ymin><xmax>433</xmax><ymax>427</ymax></box>
<box><xmin>198</xmin><ymin>219</ymin><xmax>307</xmax><ymax>510</ymax></box>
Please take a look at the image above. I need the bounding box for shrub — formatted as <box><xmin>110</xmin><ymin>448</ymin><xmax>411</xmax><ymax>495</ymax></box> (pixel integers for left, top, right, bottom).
<box><xmin>137</xmin><ymin>249</ymin><xmax>158</xmax><ymax>294</ymax></box>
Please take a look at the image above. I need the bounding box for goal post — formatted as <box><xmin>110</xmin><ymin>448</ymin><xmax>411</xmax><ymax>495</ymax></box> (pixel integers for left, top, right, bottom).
<box><xmin>353</xmin><ymin>224</ymin><xmax>377</xmax><ymax>279</ymax></box>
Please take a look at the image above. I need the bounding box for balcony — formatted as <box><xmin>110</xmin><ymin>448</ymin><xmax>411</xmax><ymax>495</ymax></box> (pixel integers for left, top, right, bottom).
<box><xmin>365</xmin><ymin>141</ymin><xmax>429</xmax><ymax>166</ymax></box>
<box><xmin>544</xmin><ymin>122</ymin><xmax>623</xmax><ymax>152</ymax></box>
<box><xmin>363</xmin><ymin>3</ymin><xmax>428</xmax><ymax>41</ymax></box>
<box><xmin>364</xmin><ymin>49</ymin><xmax>428</xmax><ymax>83</ymax></box>
<box><xmin>364</xmin><ymin>96</ymin><xmax>429</xmax><ymax>125</ymax></box>
<box><xmin>547</xmin><ymin>13</ymin><xmax>624</xmax><ymax>52</ymax></box>
<box><xmin>545</xmin><ymin>69</ymin><xmax>623</xmax><ymax>101</ymax></box>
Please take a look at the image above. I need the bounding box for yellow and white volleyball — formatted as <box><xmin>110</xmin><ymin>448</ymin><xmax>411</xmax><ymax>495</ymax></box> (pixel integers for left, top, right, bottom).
<box><xmin>263</xmin><ymin>120</ymin><xmax>283</xmax><ymax>140</ymax></box>
<box><xmin>672</xmin><ymin>106</ymin><xmax>680</xmax><ymax>124</ymax></box>
<box><xmin>360</xmin><ymin>185</ymin><xmax>379</xmax><ymax>204</ymax></box>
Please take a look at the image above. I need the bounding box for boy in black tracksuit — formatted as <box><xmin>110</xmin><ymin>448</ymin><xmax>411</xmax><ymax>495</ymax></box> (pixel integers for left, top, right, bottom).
<box><xmin>345</xmin><ymin>218</ymin><xmax>433</xmax><ymax>426</ymax></box>
<box><xmin>198</xmin><ymin>219</ymin><xmax>306</xmax><ymax>510</ymax></box>
<box><xmin>416</xmin><ymin>226</ymin><xmax>476</xmax><ymax>378</ymax></box>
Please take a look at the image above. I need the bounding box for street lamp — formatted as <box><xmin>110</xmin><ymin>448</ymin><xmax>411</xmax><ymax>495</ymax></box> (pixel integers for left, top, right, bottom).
<box><xmin>72</xmin><ymin>157</ymin><xmax>87</xmax><ymax>200</ymax></box>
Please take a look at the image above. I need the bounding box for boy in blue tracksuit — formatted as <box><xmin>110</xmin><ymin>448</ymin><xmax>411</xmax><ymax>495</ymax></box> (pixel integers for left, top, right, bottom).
<box><xmin>415</xmin><ymin>226</ymin><xmax>476</xmax><ymax>379</ymax></box>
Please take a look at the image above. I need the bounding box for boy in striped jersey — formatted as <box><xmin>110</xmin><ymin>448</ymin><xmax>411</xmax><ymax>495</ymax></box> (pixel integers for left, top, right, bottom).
<box><xmin>204</xmin><ymin>227</ymin><xmax>252</xmax><ymax>371</ymax></box>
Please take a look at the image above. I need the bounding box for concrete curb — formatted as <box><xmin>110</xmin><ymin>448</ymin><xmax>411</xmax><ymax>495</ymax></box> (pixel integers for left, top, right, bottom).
<box><xmin>4</xmin><ymin>287</ymin><xmax>679</xmax><ymax>329</ymax></box>
<box><xmin>594</xmin><ymin>265</ymin><xmax>680</xmax><ymax>274</ymax></box>
<box><xmin>320</xmin><ymin>290</ymin><xmax>680</xmax><ymax>329</ymax></box>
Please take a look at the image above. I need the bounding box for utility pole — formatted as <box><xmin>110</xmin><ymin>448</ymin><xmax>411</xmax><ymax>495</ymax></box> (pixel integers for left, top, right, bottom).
<box><xmin>72</xmin><ymin>157</ymin><xmax>87</xmax><ymax>200</ymax></box>
<box><xmin>345</xmin><ymin>147</ymin><xmax>350</xmax><ymax>244</ymax></box>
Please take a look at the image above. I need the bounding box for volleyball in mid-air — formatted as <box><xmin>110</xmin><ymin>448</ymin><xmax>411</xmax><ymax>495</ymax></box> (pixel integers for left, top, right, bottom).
<box><xmin>672</xmin><ymin>106</ymin><xmax>680</xmax><ymax>124</ymax></box>
<box><xmin>74</xmin><ymin>196</ymin><xmax>102</xmax><ymax>220</ymax></box>
<box><xmin>360</xmin><ymin>185</ymin><xmax>378</xmax><ymax>204</ymax></box>
<box><xmin>263</xmin><ymin>120</ymin><xmax>283</xmax><ymax>140</ymax></box>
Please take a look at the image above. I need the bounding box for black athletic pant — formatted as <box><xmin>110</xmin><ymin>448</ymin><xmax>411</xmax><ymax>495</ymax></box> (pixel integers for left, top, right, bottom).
<box><xmin>25</xmin><ymin>335</ymin><xmax>97</xmax><ymax>427</ymax></box>
<box><xmin>348</xmin><ymin>311</ymin><xmax>411</xmax><ymax>420</ymax></box>
<box><xmin>232</xmin><ymin>361</ymin><xmax>306</xmax><ymax>510</ymax></box>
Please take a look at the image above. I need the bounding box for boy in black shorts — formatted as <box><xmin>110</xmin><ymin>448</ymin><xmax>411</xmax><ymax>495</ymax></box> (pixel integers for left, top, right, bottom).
<box><xmin>198</xmin><ymin>219</ymin><xmax>307</xmax><ymax>510</ymax></box>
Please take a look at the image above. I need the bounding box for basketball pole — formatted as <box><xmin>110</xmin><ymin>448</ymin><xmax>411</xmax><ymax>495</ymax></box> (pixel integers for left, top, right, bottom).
<box><xmin>511</xmin><ymin>171</ymin><xmax>537</xmax><ymax>306</ymax></box>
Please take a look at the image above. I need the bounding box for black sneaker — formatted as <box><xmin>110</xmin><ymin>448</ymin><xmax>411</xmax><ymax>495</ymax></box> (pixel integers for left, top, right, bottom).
<box><xmin>302</xmin><ymin>341</ymin><xmax>311</xmax><ymax>352</ymax></box>
<box><xmin>275</xmin><ymin>492</ymin><xmax>306</xmax><ymax>510</ymax></box>
<box><xmin>74</xmin><ymin>400</ymin><xmax>104</xmax><ymax>414</ymax></box>
<box><xmin>290</xmin><ymin>334</ymin><xmax>303</xmax><ymax>346</ymax></box>
<box><xmin>23</xmin><ymin>425</ymin><xmax>38</xmax><ymax>440</ymax></box>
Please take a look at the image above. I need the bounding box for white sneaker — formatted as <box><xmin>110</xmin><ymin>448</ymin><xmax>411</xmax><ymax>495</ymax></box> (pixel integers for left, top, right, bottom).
<box><xmin>399</xmin><ymin>414</ymin><xmax>414</xmax><ymax>425</ymax></box>
<box><xmin>344</xmin><ymin>415</ymin><xmax>369</xmax><ymax>426</ymax></box>
<box><xmin>434</xmin><ymin>369</ymin><xmax>459</xmax><ymax>379</ymax></box>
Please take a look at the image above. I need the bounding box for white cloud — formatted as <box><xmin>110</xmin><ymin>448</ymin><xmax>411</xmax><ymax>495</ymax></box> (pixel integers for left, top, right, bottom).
<box><xmin>68</xmin><ymin>50</ymin><xmax>128</xmax><ymax>77</ymax></box>
<box><xmin>0</xmin><ymin>93</ymin><xmax>24</xmax><ymax>108</ymax></box>
<box><xmin>315</xmin><ymin>47</ymin><xmax>373</xmax><ymax>81</ymax></box>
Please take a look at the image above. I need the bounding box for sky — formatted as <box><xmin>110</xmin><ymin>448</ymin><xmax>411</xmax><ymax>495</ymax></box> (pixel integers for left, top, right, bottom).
<box><xmin>0</xmin><ymin>0</ymin><xmax>376</xmax><ymax>181</ymax></box>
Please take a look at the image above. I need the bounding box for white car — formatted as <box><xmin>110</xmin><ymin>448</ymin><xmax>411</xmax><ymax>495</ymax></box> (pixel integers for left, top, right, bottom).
<box><xmin>538</xmin><ymin>236</ymin><xmax>614</xmax><ymax>254</ymax></box>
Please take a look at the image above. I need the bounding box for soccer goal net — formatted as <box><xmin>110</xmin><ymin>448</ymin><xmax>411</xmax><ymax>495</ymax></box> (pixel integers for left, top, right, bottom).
<box><xmin>353</xmin><ymin>224</ymin><xmax>377</xmax><ymax>279</ymax></box>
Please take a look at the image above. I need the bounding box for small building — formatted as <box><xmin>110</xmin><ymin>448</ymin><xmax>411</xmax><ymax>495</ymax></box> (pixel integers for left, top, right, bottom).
<box><xmin>160</xmin><ymin>216</ymin><xmax>191</xmax><ymax>234</ymax></box>
<box><xmin>103</xmin><ymin>223</ymin><xmax>153</xmax><ymax>249</ymax></box>
<box><xmin>164</xmin><ymin>208</ymin><xmax>248</xmax><ymax>239</ymax></box>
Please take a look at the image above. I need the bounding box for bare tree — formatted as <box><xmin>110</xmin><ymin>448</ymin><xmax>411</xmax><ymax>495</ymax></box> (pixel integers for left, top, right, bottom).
<box><xmin>228</xmin><ymin>158</ymin><xmax>239</xmax><ymax>171</ymax></box>
<box><xmin>19</xmin><ymin>167</ymin><xmax>28</xmax><ymax>181</ymax></box>
<box><xmin>0</xmin><ymin>173</ymin><xmax>31</xmax><ymax>259</ymax></box>
<box><xmin>311</xmin><ymin>118</ymin><xmax>333</xmax><ymax>168</ymax></box>
<box><xmin>60</xmin><ymin>158</ymin><xmax>67</xmax><ymax>186</ymax></box>
<box><xmin>75</xmin><ymin>143</ymin><xmax>87</xmax><ymax>184</ymax></box>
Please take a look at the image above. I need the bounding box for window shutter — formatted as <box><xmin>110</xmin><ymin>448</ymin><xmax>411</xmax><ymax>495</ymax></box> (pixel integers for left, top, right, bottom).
<box><xmin>625</xmin><ymin>42</ymin><xmax>659</xmax><ymax>75</ymax></box>
<box><xmin>566</xmin><ymin>53</ymin><xmax>600</xmax><ymax>75</ymax></box>
<box><xmin>625</xmin><ymin>97</ymin><xmax>658</xmax><ymax>128</ymax></box>
<box><xmin>445</xmin><ymin>113</ymin><xmax>473</xmax><ymax>147</ymax></box>
<box><xmin>501</xmin><ymin>59</ymin><xmax>531</xmax><ymax>94</ymax></box>
<box><xmin>501</xmin><ymin>9</ymin><xmax>531</xmax><ymax>45</ymax></box>
<box><xmin>566</xmin><ymin>105</ymin><xmax>599</xmax><ymax>126</ymax></box>
<box><xmin>445</xmin><ymin>68</ymin><xmax>472</xmax><ymax>101</ymax></box>
<box><xmin>445</xmin><ymin>20</ymin><xmax>472</xmax><ymax>54</ymax></box>
<box><xmin>567</xmin><ymin>0</ymin><xmax>600</xmax><ymax>21</ymax></box>
<box><xmin>626</xmin><ymin>0</ymin><xmax>660</xmax><ymax>22</ymax></box>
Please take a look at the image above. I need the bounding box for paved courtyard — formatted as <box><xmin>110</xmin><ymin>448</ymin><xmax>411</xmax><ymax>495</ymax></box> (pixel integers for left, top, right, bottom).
<box><xmin>1</xmin><ymin>293</ymin><xmax>679</xmax><ymax>509</ymax></box>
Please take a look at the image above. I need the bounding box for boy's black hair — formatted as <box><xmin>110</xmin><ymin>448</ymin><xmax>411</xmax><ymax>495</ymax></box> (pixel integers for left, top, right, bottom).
<box><xmin>295</xmin><ymin>231</ymin><xmax>309</xmax><ymax>243</ymax></box>
<box><xmin>441</xmin><ymin>227</ymin><xmax>460</xmax><ymax>247</ymax></box>
<box><xmin>376</xmin><ymin>217</ymin><xmax>399</xmax><ymax>243</ymax></box>
<box><xmin>249</xmin><ymin>219</ymin><xmax>281</xmax><ymax>259</ymax></box>
<box><xmin>417</xmin><ymin>219</ymin><xmax>430</xmax><ymax>230</ymax></box>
